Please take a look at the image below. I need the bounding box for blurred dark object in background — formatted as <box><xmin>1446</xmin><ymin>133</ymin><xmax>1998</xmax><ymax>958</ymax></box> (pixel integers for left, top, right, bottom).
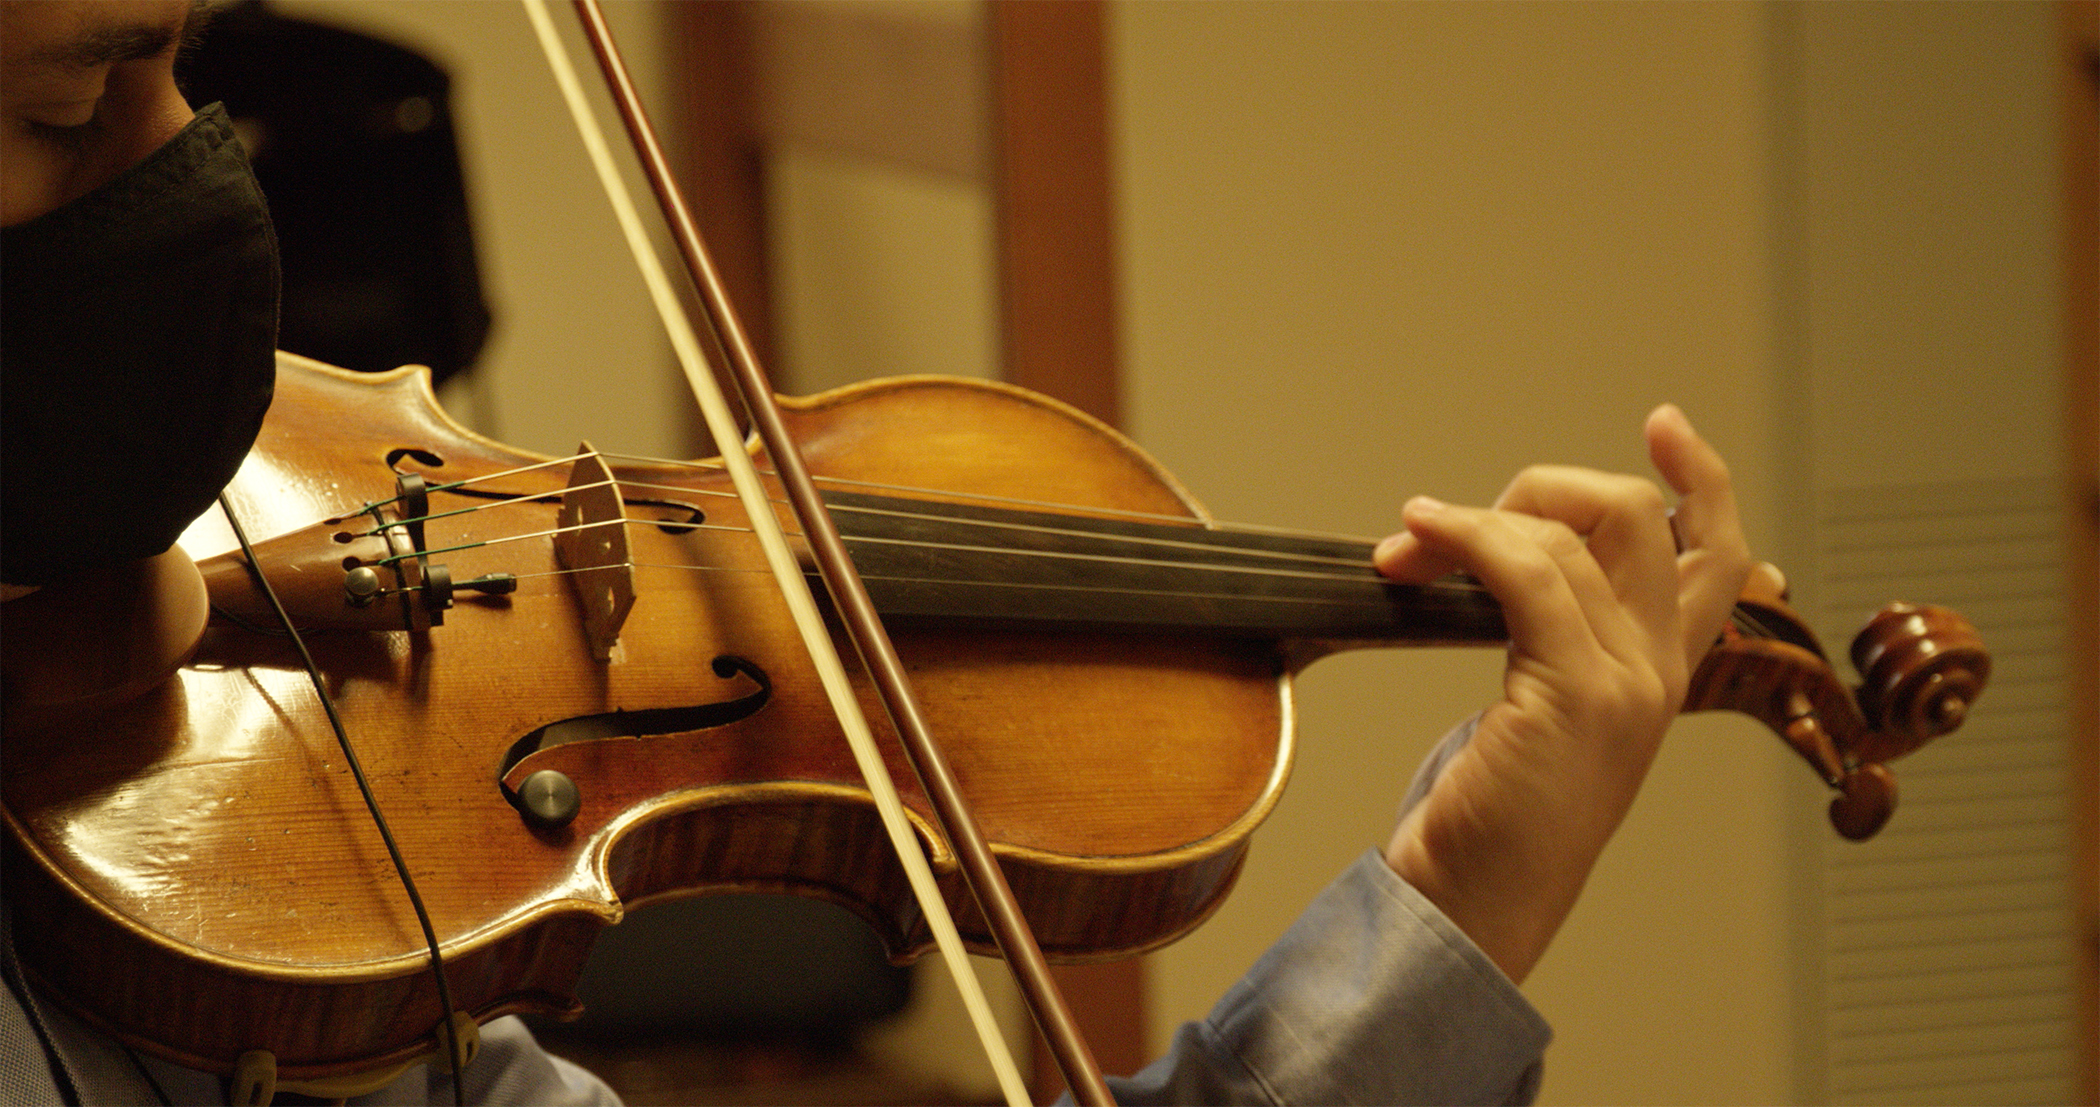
<box><xmin>179</xmin><ymin>1</ymin><xmax>490</xmax><ymax>386</ymax></box>
<box><xmin>537</xmin><ymin>894</ymin><xmax>913</xmax><ymax>1046</ymax></box>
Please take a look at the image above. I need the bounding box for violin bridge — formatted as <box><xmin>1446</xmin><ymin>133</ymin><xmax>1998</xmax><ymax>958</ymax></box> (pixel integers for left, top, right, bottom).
<box><xmin>554</xmin><ymin>443</ymin><xmax>634</xmax><ymax>662</ymax></box>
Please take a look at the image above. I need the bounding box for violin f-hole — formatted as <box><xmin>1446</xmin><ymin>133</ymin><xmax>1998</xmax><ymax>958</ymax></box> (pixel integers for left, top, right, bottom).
<box><xmin>495</xmin><ymin>655</ymin><xmax>773</xmax><ymax>830</ymax></box>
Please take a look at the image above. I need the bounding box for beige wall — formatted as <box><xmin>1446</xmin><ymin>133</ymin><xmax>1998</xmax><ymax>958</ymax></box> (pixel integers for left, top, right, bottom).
<box><xmin>1108</xmin><ymin>4</ymin><xmax>1800</xmax><ymax>1103</ymax></box>
<box><xmin>250</xmin><ymin>2</ymin><xmax>2070</xmax><ymax>1103</ymax></box>
<box><xmin>271</xmin><ymin>0</ymin><xmax>686</xmax><ymax>461</ymax></box>
<box><xmin>1109</xmin><ymin>4</ymin><xmax>2067</xmax><ymax>1104</ymax></box>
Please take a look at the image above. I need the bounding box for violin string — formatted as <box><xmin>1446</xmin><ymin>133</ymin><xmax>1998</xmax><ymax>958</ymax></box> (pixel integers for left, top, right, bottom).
<box><xmin>341</xmin><ymin>494</ymin><xmax>529</xmax><ymax>539</ymax></box>
<box><xmin>394</xmin><ymin>453</ymin><xmax>582</xmax><ymax>497</ymax></box>
<box><xmin>352</xmin><ymin>445</ymin><xmax>1336</xmax><ymax>567</ymax></box>
<box><xmin>357</xmin><ymin>481</ymin><xmax>1785</xmax><ymax>644</ymax></box>
<box><xmin>817</xmin><ymin>496</ymin><xmax>1372</xmax><ymax>568</ymax></box>
<box><xmin>369</xmin><ymin>559</ymin><xmax>1453</xmax><ymax>611</ymax></box>
<box><xmin>365</xmin><ymin>451</ymin><xmax>1402</xmax><ymax>607</ymax></box>
<box><xmin>835</xmin><ymin>530</ymin><xmax>1395</xmax><ymax>584</ymax></box>
<box><xmin>1727</xmin><ymin>604</ymin><xmax>1783</xmax><ymax>641</ymax></box>
<box><xmin>337</xmin><ymin>467</ymin><xmax>1449</xmax><ymax>602</ymax></box>
<box><xmin>362</xmin><ymin>504</ymin><xmax>1407</xmax><ymax>589</ymax></box>
<box><xmin>473</xmin><ymin>546</ymin><xmax>1795</xmax><ymax>658</ymax></box>
<box><xmin>372</xmin><ymin>454</ymin><xmax>1788</xmax><ymax>642</ymax></box>
<box><xmin>613</xmin><ymin>473</ymin><xmax>1781</xmax><ymax>636</ymax></box>
<box><xmin>351</xmin><ymin>508</ymin><xmax>1501</xmax><ymax>616</ymax></box>
<box><xmin>769</xmin><ymin>569</ymin><xmax>1479</xmax><ymax>608</ymax></box>
<box><xmin>381</xmin><ymin>446</ymin><xmax>1379</xmax><ymax>547</ymax></box>
<box><xmin>596</xmin><ymin>448</ymin><xmax>1385</xmax><ymax>545</ymax></box>
<box><xmin>365</xmin><ymin>465</ymin><xmax>1388</xmax><ymax>581</ymax></box>
<box><xmin>354</xmin><ymin>477</ymin><xmax>1798</xmax><ymax>628</ymax></box>
<box><xmin>360</xmin><ymin>456</ymin><xmax>1782</xmax><ymax>637</ymax></box>
<box><xmin>364</xmin><ymin>550</ymin><xmax>1796</xmax><ymax>668</ymax></box>
<box><xmin>361</xmin><ymin>540</ymin><xmax>1444</xmax><ymax>601</ymax></box>
<box><xmin>362</xmin><ymin>520</ymin><xmax>612</xmax><ymax>566</ymax></box>
<box><xmin>349</xmin><ymin>469</ymin><xmax>741</xmax><ymax>536</ymax></box>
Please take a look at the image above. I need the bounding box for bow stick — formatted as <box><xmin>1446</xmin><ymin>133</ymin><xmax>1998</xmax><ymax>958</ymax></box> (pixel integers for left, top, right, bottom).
<box><xmin>523</xmin><ymin>3</ymin><xmax>1114</xmax><ymax>1103</ymax></box>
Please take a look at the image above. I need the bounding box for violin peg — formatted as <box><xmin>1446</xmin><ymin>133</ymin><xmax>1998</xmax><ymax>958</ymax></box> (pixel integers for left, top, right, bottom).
<box><xmin>1828</xmin><ymin>762</ymin><xmax>1897</xmax><ymax>841</ymax></box>
<box><xmin>1779</xmin><ymin>693</ymin><xmax>1846</xmax><ymax>784</ymax></box>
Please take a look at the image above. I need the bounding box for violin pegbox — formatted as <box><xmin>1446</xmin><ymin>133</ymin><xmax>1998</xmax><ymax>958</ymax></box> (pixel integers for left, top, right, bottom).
<box><xmin>1684</xmin><ymin>595</ymin><xmax>1988</xmax><ymax>841</ymax></box>
<box><xmin>553</xmin><ymin>443</ymin><xmax>634</xmax><ymax>662</ymax></box>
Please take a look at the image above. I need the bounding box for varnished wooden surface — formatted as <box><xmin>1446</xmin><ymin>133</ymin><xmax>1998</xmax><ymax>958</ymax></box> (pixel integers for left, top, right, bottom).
<box><xmin>6</xmin><ymin>355</ymin><xmax>1983</xmax><ymax>1081</ymax></box>
<box><xmin>0</xmin><ymin>546</ymin><xmax>210</xmax><ymax>736</ymax></box>
<box><xmin>2</xmin><ymin>355</ymin><xmax>1290</xmax><ymax>1079</ymax></box>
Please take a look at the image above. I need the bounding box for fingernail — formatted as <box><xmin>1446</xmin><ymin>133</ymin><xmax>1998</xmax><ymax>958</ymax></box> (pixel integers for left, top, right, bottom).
<box><xmin>1407</xmin><ymin>495</ymin><xmax>1448</xmax><ymax>518</ymax></box>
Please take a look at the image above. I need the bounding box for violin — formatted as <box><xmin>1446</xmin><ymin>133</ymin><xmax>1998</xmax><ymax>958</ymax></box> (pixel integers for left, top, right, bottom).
<box><xmin>2</xmin><ymin>350</ymin><xmax>1987</xmax><ymax>1096</ymax></box>
<box><xmin>0</xmin><ymin>2</ymin><xmax>1996</xmax><ymax>1099</ymax></box>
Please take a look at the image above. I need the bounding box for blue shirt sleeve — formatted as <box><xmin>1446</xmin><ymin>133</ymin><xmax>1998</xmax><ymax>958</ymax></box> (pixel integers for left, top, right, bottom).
<box><xmin>1105</xmin><ymin>717</ymin><xmax>1551</xmax><ymax>1106</ymax></box>
<box><xmin>345</xmin><ymin>1017</ymin><xmax>620</xmax><ymax>1107</ymax></box>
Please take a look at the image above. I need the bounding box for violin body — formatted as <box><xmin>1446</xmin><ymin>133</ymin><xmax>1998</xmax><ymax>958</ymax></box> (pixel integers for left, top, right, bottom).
<box><xmin>4</xmin><ymin>352</ymin><xmax>1988</xmax><ymax>1086</ymax></box>
<box><xmin>2</xmin><ymin>353</ymin><xmax>1293</xmax><ymax>1081</ymax></box>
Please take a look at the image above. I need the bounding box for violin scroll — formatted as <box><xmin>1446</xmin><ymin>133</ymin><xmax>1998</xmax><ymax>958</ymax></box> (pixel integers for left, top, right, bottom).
<box><xmin>1849</xmin><ymin>602</ymin><xmax>1990</xmax><ymax>762</ymax></box>
<box><xmin>1685</xmin><ymin>592</ymin><xmax>1987</xmax><ymax>841</ymax></box>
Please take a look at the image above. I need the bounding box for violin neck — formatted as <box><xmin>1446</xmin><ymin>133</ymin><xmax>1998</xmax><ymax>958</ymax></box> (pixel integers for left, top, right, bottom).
<box><xmin>824</xmin><ymin>490</ymin><xmax>1509</xmax><ymax>649</ymax></box>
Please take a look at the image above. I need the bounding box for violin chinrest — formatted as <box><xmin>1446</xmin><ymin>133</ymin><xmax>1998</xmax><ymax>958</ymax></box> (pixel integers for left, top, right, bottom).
<box><xmin>1</xmin><ymin>546</ymin><xmax>209</xmax><ymax>737</ymax></box>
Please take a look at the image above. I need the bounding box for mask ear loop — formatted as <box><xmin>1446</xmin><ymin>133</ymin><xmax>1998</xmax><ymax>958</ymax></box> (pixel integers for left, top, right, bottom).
<box><xmin>216</xmin><ymin>492</ymin><xmax>471</xmax><ymax>1107</ymax></box>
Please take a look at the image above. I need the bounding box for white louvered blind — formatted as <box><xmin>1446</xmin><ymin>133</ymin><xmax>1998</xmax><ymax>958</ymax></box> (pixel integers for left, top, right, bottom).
<box><xmin>1815</xmin><ymin>479</ymin><xmax>2079</xmax><ymax>1106</ymax></box>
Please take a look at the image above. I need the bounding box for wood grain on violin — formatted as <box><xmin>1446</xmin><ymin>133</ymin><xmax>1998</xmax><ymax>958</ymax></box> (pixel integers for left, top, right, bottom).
<box><xmin>1</xmin><ymin>354</ymin><xmax>1987</xmax><ymax>1083</ymax></box>
<box><xmin>3</xmin><ymin>354</ymin><xmax>1291</xmax><ymax>1081</ymax></box>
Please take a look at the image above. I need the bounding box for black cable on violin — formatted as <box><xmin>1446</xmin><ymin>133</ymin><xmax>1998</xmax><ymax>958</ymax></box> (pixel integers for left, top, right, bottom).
<box><xmin>216</xmin><ymin>493</ymin><xmax>469</xmax><ymax>1107</ymax></box>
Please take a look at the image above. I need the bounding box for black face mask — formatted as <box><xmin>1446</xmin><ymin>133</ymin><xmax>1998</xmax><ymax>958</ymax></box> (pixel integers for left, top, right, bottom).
<box><xmin>2</xmin><ymin>103</ymin><xmax>280</xmax><ymax>587</ymax></box>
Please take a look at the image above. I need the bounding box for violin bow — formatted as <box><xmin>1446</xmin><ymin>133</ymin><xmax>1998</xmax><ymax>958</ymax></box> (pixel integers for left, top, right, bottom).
<box><xmin>522</xmin><ymin>2</ymin><xmax>1113</xmax><ymax>1103</ymax></box>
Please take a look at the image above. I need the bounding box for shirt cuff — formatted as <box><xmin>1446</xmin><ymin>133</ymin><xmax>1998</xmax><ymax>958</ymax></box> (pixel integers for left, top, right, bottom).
<box><xmin>1116</xmin><ymin>849</ymin><xmax>1551</xmax><ymax>1106</ymax></box>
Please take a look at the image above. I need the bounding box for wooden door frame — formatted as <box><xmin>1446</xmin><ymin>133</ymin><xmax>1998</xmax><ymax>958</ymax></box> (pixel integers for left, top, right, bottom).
<box><xmin>2059</xmin><ymin>4</ymin><xmax>2097</xmax><ymax>1103</ymax></box>
<box><xmin>665</xmin><ymin>0</ymin><xmax>1119</xmax><ymax>427</ymax></box>
<box><xmin>669</xmin><ymin>2</ymin><xmax>1140</xmax><ymax>1098</ymax></box>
